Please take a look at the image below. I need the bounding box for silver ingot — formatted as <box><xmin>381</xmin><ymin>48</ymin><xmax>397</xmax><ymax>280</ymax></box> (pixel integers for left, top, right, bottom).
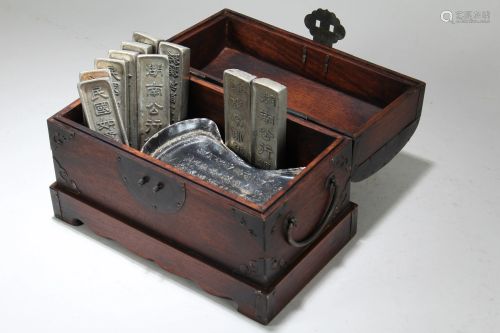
<box><xmin>79</xmin><ymin>68</ymin><xmax>111</xmax><ymax>82</ymax></box>
<box><xmin>94</xmin><ymin>58</ymin><xmax>129</xmax><ymax>137</ymax></box>
<box><xmin>223</xmin><ymin>69</ymin><xmax>257</xmax><ymax>164</ymax></box>
<box><xmin>159</xmin><ymin>42</ymin><xmax>190</xmax><ymax>124</ymax></box>
<box><xmin>137</xmin><ymin>54</ymin><xmax>170</xmax><ymax>149</ymax></box>
<box><xmin>121</xmin><ymin>41</ymin><xmax>153</xmax><ymax>54</ymax></box>
<box><xmin>251</xmin><ymin>78</ymin><xmax>287</xmax><ymax>170</ymax></box>
<box><xmin>109</xmin><ymin>49</ymin><xmax>139</xmax><ymax>149</ymax></box>
<box><xmin>142</xmin><ymin>119</ymin><xmax>303</xmax><ymax>206</ymax></box>
<box><xmin>133</xmin><ymin>32</ymin><xmax>161</xmax><ymax>53</ymax></box>
<box><xmin>77</xmin><ymin>77</ymin><xmax>128</xmax><ymax>145</ymax></box>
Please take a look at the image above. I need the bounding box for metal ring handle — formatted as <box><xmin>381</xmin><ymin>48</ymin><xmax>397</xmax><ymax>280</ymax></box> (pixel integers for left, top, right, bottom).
<box><xmin>284</xmin><ymin>173</ymin><xmax>340</xmax><ymax>247</ymax></box>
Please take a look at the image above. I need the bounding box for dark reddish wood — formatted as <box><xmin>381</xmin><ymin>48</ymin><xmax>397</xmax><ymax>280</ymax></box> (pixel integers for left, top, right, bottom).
<box><xmin>167</xmin><ymin>9</ymin><xmax>425</xmax><ymax>181</ymax></box>
<box><xmin>48</xmin><ymin>75</ymin><xmax>351</xmax><ymax>287</ymax></box>
<box><xmin>49</xmin><ymin>182</ymin><xmax>356</xmax><ymax>325</ymax></box>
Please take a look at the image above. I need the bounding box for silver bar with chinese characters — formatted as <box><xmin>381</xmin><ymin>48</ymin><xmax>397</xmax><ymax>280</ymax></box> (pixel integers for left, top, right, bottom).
<box><xmin>137</xmin><ymin>54</ymin><xmax>170</xmax><ymax>149</ymax></box>
<box><xmin>109</xmin><ymin>49</ymin><xmax>139</xmax><ymax>149</ymax></box>
<box><xmin>121</xmin><ymin>41</ymin><xmax>153</xmax><ymax>54</ymax></box>
<box><xmin>133</xmin><ymin>32</ymin><xmax>161</xmax><ymax>53</ymax></box>
<box><xmin>158</xmin><ymin>42</ymin><xmax>190</xmax><ymax>124</ymax></box>
<box><xmin>251</xmin><ymin>78</ymin><xmax>287</xmax><ymax>170</ymax></box>
<box><xmin>223</xmin><ymin>69</ymin><xmax>256</xmax><ymax>164</ymax></box>
<box><xmin>79</xmin><ymin>69</ymin><xmax>111</xmax><ymax>82</ymax></box>
<box><xmin>94</xmin><ymin>58</ymin><xmax>129</xmax><ymax>136</ymax></box>
<box><xmin>77</xmin><ymin>77</ymin><xmax>128</xmax><ymax>145</ymax></box>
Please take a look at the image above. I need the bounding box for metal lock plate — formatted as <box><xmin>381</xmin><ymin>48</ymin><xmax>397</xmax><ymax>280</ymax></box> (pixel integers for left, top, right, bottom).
<box><xmin>117</xmin><ymin>153</ymin><xmax>185</xmax><ymax>213</ymax></box>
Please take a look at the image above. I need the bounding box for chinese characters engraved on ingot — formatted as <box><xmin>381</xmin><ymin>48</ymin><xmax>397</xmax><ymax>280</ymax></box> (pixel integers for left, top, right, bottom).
<box><xmin>77</xmin><ymin>77</ymin><xmax>128</xmax><ymax>145</ymax></box>
<box><xmin>251</xmin><ymin>78</ymin><xmax>287</xmax><ymax>170</ymax></box>
<box><xmin>94</xmin><ymin>58</ymin><xmax>129</xmax><ymax>135</ymax></box>
<box><xmin>159</xmin><ymin>42</ymin><xmax>190</xmax><ymax>124</ymax></box>
<box><xmin>137</xmin><ymin>54</ymin><xmax>170</xmax><ymax>148</ymax></box>
<box><xmin>109</xmin><ymin>49</ymin><xmax>139</xmax><ymax>149</ymax></box>
<box><xmin>223</xmin><ymin>69</ymin><xmax>257</xmax><ymax>164</ymax></box>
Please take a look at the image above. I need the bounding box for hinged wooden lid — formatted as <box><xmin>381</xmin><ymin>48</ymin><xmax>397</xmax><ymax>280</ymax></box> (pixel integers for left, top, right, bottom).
<box><xmin>168</xmin><ymin>9</ymin><xmax>425</xmax><ymax>181</ymax></box>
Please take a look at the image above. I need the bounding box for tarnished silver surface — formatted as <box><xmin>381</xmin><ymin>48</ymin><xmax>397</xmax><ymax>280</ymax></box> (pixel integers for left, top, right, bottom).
<box><xmin>94</xmin><ymin>58</ymin><xmax>129</xmax><ymax>135</ymax></box>
<box><xmin>159</xmin><ymin>42</ymin><xmax>190</xmax><ymax>124</ymax></box>
<box><xmin>137</xmin><ymin>54</ymin><xmax>170</xmax><ymax>149</ymax></box>
<box><xmin>77</xmin><ymin>77</ymin><xmax>128</xmax><ymax>145</ymax></box>
<box><xmin>133</xmin><ymin>32</ymin><xmax>161</xmax><ymax>53</ymax></box>
<box><xmin>251</xmin><ymin>78</ymin><xmax>287</xmax><ymax>170</ymax></box>
<box><xmin>79</xmin><ymin>69</ymin><xmax>111</xmax><ymax>82</ymax></box>
<box><xmin>121</xmin><ymin>41</ymin><xmax>153</xmax><ymax>54</ymax></box>
<box><xmin>223</xmin><ymin>69</ymin><xmax>257</xmax><ymax>164</ymax></box>
<box><xmin>142</xmin><ymin>119</ymin><xmax>303</xmax><ymax>206</ymax></box>
<box><xmin>109</xmin><ymin>49</ymin><xmax>139</xmax><ymax>149</ymax></box>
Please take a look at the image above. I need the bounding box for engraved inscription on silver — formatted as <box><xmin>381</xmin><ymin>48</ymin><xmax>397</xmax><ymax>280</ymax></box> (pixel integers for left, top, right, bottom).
<box><xmin>95</xmin><ymin>58</ymin><xmax>129</xmax><ymax>136</ymax></box>
<box><xmin>121</xmin><ymin>41</ymin><xmax>154</xmax><ymax>54</ymax></box>
<box><xmin>159</xmin><ymin>42</ymin><xmax>190</xmax><ymax>124</ymax></box>
<box><xmin>223</xmin><ymin>69</ymin><xmax>257</xmax><ymax>164</ymax></box>
<box><xmin>79</xmin><ymin>69</ymin><xmax>111</xmax><ymax>82</ymax></box>
<box><xmin>133</xmin><ymin>32</ymin><xmax>161</xmax><ymax>53</ymax></box>
<box><xmin>109</xmin><ymin>49</ymin><xmax>139</xmax><ymax>149</ymax></box>
<box><xmin>142</xmin><ymin>119</ymin><xmax>304</xmax><ymax>206</ymax></box>
<box><xmin>251</xmin><ymin>78</ymin><xmax>287</xmax><ymax>170</ymax></box>
<box><xmin>77</xmin><ymin>77</ymin><xmax>128</xmax><ymax>145</ymax></box>
<box><xmin>137</xmin><ymin>54</ymin><xmax>170</xmax><ymax>149</ymax></box>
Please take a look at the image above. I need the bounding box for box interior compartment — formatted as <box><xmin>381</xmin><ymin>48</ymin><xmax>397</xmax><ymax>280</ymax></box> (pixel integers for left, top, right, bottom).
<box><xmin>62</xmin><ymin>78</ymin><xmax>340</xmax><ymax>172</ymax></box>
<box><xmin>168</xmin><ymin>11</ymin><xmax>418</xmax><ymax>137</ymax></box>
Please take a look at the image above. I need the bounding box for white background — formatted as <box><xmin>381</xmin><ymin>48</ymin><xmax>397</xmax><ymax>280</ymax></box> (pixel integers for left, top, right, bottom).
<box><xmin>1</xmin><ymin>0</ymin><xmax>499</xmax><ymax>332</ymax></box>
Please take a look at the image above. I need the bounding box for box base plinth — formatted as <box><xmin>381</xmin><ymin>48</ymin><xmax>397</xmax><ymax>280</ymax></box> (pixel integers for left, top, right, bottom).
<box><xmin>49</xmin><ymin>182</ymin><xmax>357</xmax><ymax>325</ymax></box>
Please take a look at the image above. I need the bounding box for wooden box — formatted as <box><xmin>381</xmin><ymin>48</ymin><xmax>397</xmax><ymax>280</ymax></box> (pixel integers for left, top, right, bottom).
<box><xmin>47</xmin><ymin>9</ymin><xmax>425</xmax><ymax>325</ymax></box>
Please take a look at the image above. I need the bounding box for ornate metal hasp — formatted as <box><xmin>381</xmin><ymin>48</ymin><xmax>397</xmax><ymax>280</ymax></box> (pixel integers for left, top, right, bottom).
<box><xmin>133</xmin><ymin>31</ymin><xmax>161</xmax><ymax>53</ymax></box>
<box><xmin>137</xmin><ymin>54</ymin><xmax>170</xmax><ymax>149</ymax></box>
<box><xmin>121</xmin><ymin>41</ymin><xmax>154</xmax><ymax>54</ymax></box>
<box><xmin>77</xmin><ymin>77</ymin><xmax>128</xmax><ymax>145</ymax></box>
<box><xmin>142</xmin><ymin>119</ymin><xmax>304</xmax><ymax>206</ymax></box>
<box><xmin>94</xmin><ymin>58</ymin><xmax>129</xmax><ymax>136</ymax></box>
<box><xmin>109</xmin><ymin>49</ymin><xmax>140</xmax><ymax>149</ymax></box>
<box><xmin>159</xmin><ymin>42</ymin><xmax>190</xmax><ymax>124</ymax></box>
<box><xmin>304</xmin><ymin>9</ymin><xmax>345</xmax><ymax>47</ymax></box>
<box><xmin>223</xmin><ymin>69</ymin><xmax>257</xmax><ymax>164</ymax></box>
<box><xmin>251</xmin><ymin>78</ymin><xmax>287</xmax><ymax>170</ymax></box>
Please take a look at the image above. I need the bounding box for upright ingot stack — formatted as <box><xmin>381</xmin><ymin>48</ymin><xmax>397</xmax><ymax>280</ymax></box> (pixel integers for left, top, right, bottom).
<box><xmin>136</xmin><ymin>54</ymin><xmax>171</xmax><ymax>148</ymax></box>
<box><xmin>77</xmin><ymin>32</ymin><xmax>190</xmax><ymax>150</ymax></box>
<box><xmin>251</xmin><ymin>79</ymin><xmax>287</xmax><ymax>170</ymax></box>
<box><xmin>223</xmin><ymin>69</ymin><xmax>287</xmax><ymax>170</ymax></box>
<box><xmin>77</xmin><ymin>73</ymin><xmax>128</xmax><ymax>145</ymax></box>
<box><xmin>94</xmin><ymin>58</ymin><xmax>129</xmax><ymax>134</ymax></box>
<box><xmin>159</xmin><ymin>42</ymin><xmax>190</xmax><ymax>124</ymax></box>
<box><xmin>108</xmin><ymin>49</ymin><xmax>140</xmax><ymax>148</ymax></box>
<box><xmin>223</xmin><ymin>69</ymin><xmax>256</xmax><ymax>164</ymax></box>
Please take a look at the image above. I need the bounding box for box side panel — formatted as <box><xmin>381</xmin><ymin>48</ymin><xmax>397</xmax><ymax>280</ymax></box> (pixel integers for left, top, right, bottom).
<box><xmin>260</xmin><ymin>136</ymin><xmax>352</xmax><ymax>284</ymax></box>
<box><xmin>48</xmin><ymin>118</ymin><xmax>268</xmax><ymax>279</ymax></box>
<box><xmin>271</xmin><ymin>204</ymin><xmax>356</xmax><ymax>319</ymax></box>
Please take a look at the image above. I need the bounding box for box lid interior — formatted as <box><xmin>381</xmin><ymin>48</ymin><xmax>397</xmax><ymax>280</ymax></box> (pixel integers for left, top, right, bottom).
<box><xmin>168</xmin><ymin>9</ymin><xmax>421</xmax><ymax>139</ymax></box>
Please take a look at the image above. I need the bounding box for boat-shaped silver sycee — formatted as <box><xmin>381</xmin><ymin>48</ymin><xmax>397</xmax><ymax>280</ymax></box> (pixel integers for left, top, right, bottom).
<box><xmin>159</xmin><ymin>42</ymin><xmax>190</xmax><ymax>124</ymax></box>
<box><xmin>77</xmin><ymin>77</ymin><xmax>128</xmax><ymax>145</ymax></box>
<box><xmin>142</xmin><ymin>119</ymin><xmax>303</xmax><ymax>206</ymax></box>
